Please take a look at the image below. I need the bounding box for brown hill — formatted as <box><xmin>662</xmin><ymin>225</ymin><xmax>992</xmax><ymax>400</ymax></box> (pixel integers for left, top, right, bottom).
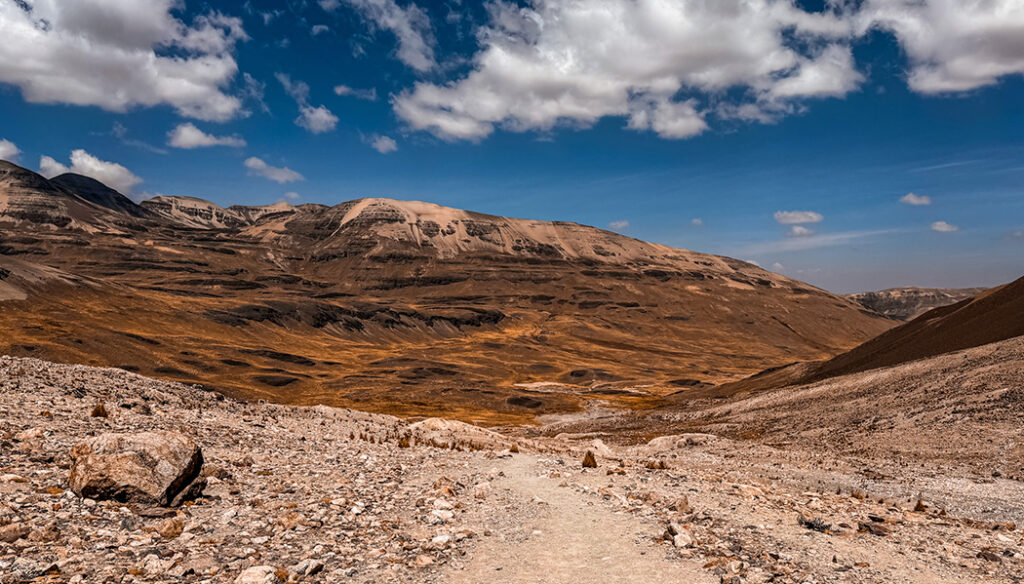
<box><xmin>700</xmin><ymin>274</ymin><xmax>1024</xmax><ymax>398</ymax></box>
<box><xmin>846</xmin><ymin>286</ymin><xmax>987</xmax><ymax>321</ymax></box>
<box><xmin>0</xmin><ymin>159</ymin><xmax>892</xmax><ymax>424</ymax></box>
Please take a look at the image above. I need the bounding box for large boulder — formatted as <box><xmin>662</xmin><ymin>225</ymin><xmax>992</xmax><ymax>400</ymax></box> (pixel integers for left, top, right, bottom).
<box><xmin>69</xmin><ymin>431</ymin><xmax>205</xmax><ymax>506</ymax></box>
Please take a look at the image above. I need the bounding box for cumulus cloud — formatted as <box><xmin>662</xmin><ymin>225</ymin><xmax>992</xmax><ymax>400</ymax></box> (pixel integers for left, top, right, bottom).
<box><xmin>368</xmin><ymin>135</ymin><xmax>398</xmax><ymax>154</ymax></box>
<box><xmin>931</xmin><ymin>220</ymin><xmax>958</xmax><ymax>232</ymax></box>
<box><xmin>276</xmin><ymin>73</ymin><xmax>339</xmax><ymax>134</ymax></box>
<box><xmin>608</xmin><ymin>220</ymin><xmax>629</xmax><ymax>231</ymax></box>
<box><xmin>900</xmin><ymin>192</ymin><xmax>932</xmax><ymax>206</ymax></box>
<box><xmin>0</xmin><ymin>139</ymin><xmax>21</xmax><ymax>163</ymax></box>
<box><xmin>788</xmin><ymin>225</ymin><xmax>815</xmax><ymax>237</ymax></box>
<box><xmin>392</xmin><ymin>0</ymin><xmax>1024</xmax><ymax>142</ymax></box>
<box><xmin>334</xmin><ymin>85</ymin><xmax>378</xmax><ymax>101</ymax></box>
<box><xmin>860</xmin><ymin>0</ymin><xmax>1024</xmax><ymax>94</ymax></box>
<box><xmin>691</xmin><ymin>218</ymin><xmax>703</xmax><ymax>227</ymax></box>
<box><xmin>0</xmin><ymin>1</ymin><xmax>249</xmax><ymax>121</ymax></box>
<box><xmin>338</xmin><ymin>0</ymin><xmax>436</xmax><ymax>72</ymax></box>
<box><xmin>39</xmin><ymin>150</ymin><xmax>143</xmax><ymax>194</ymax></box>
<box><xmin>244</xmin><ymin>157</ymin><xmax>304</xmax><ymax>183</ymax></box>
<box><xmin>393</xmin><ymin>0</ymin><xmax>862</xmax><ymax>141</ymax></box>
<box><xmin>311</xmin><ymin>24</ymin><xmax>331</xmax><ymax>36</ymax></box>
<box><xmin>774</xmin><ymin>211</ymin><xmax>824</xmax><ymax>225</ymax></box>
<box><xmin>283</xmin><ymin>191</ymin><xmax>300</xmax><ymax>200</ymax></box>
<box><xmin>297</xmin><ymin>105</ymin><xmax>340</xmax><ymax>134</ymax></box>
<box><xmin>168</xmin><ymin>123</ymin><xmax>246</xmax><ymax>149</ymax></box>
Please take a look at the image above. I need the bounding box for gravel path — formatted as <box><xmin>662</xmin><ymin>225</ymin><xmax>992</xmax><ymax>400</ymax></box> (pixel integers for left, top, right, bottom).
<box><xmin>447</xmin><ymin>454</ymin><xmax>714</xmax><ymax>584</ymax></box>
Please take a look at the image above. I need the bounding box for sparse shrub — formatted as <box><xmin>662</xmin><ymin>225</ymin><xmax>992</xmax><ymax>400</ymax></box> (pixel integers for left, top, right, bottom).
<box><xmin>582</xmin><ymin>450</ymin><xmax>597</xmax><ymax>468</ymax></box>
<box><xmin>799</xmin><ymin>514</ymin><xmax>830</xmax><ymax>533</ymax></box>
<box><xmin>90</xmin><ymin>403</ymin><xmax>108</xmax><ymax>418</ymax></box>
<box><xmin>509</xmin><ymin>443</ymin><xmax>519</xmax><ymax>453</ymax></box>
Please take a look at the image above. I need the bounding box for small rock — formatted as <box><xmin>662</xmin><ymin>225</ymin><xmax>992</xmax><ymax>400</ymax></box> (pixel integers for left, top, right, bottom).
<box><xmin>0</xmin><ymin>522</ymin><xmax>30</xmax><ymax>543</ymax></box>
<box><xmin>156</xmin><ymin>516</ymin><xmax>184</xmax><ymax>539</ymax></box>
<box><xmin>234</xmin><ymin>566</ymin><xmax>282</xmax><ymax>584</ymax></box>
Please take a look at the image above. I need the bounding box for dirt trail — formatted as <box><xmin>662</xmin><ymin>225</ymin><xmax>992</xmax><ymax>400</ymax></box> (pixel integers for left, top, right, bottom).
<box><xmin>446</xmin><ymin>454</ymin><xmax>715</xmax><ymax>584</ymax></box>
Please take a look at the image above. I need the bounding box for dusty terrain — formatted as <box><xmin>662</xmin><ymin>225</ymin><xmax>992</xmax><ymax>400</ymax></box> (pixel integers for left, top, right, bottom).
<box><xmin>847</xmin><ymin>287</ymin><xmax>987</xmax><ymax>321</ymax></box>
<box><xmin>706</xmin><ymin>274</ymin><xmax>1024</xmax><ymax>397</ymax></box>
<box><xmin>0</xmin><ymin>159</ymin><xmax>891</xmax><ymax>424</ymax></box>
<box><xmin>3</xmin><ymin>355</ymin><xmax>1023</xmax><ymax>583</ymax></box>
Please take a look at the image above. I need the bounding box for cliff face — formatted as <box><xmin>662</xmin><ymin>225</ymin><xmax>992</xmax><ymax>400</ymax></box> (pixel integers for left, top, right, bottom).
<box><xmin>847</xmin><ymin>286</ymin><xmax>987</xmax><ymax>321</ymax></box>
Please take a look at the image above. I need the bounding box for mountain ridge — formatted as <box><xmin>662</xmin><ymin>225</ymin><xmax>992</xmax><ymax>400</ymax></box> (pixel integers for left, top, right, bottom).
<box><xmin>0</xmin><ymin>158</ymin><xmax>893</xmax><ymax>423</ymax></box>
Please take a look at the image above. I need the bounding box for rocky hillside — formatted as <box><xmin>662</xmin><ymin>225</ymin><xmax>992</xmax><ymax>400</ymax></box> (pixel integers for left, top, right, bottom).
<box><xmin>847</xmin><ymin>286</ymin><xmax>987</xmax><ymax>321</ymax></box>
<box><xmin>2</xmin><ymin>356</ymin><xmax>1022</xmax><ymax>583</ymax></box>
<box><xmin>0</xmin><ymin>159</ymin><xmax>892</xmax><ymax>423</ymax></box>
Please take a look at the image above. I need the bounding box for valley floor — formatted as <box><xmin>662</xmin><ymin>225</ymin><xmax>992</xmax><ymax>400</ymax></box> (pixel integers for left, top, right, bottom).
<box><xmin>2</xmin><ymin>355</ymin><xmax>1022</xmax><ymax>583</ymax></box>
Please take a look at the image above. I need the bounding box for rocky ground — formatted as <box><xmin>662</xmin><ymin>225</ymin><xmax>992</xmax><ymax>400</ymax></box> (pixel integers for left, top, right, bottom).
<box><xmin>2</xmin><ymin>355</ymin><xmax>1023</xmax><ymax>583</ymax></box>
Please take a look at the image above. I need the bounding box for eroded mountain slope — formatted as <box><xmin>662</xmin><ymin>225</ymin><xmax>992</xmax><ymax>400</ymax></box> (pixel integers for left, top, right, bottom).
<box><xmin>0</xmin><ymin>160</ymin><xmax>892</xmax><ymax>423</ymax></box>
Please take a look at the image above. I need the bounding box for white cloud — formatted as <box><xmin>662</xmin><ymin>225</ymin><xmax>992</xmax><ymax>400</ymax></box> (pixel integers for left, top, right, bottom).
<box><xmin>277</xmin><ymin>73</ymin><xmax>310</xmax><ymax>104</ymax></box>
<box><xmin>788</xmin><ymin>225</ymin><xmax>815</xmax><ymax>237</ymax></box>
<box><xmin>241</xmin><ymin>73</ymin><xmax>269</xmax><ymax>114</ymax></box>
<box><xmin>334</xmin><ymin>85</ymin><xmax>378</xmax><ymax>101</ymax></box>
<box><xmin>0</xmin><ymin>139</ymin><xmax>21</xmax><ymax>163</ymax></box>
<box><xmin>900</xmin><ymin>192</ymin><xmax>932</xmax><ymax>206</ymax></box>
<box><xmin>393</xmin><ymin>0</ymin><xmax>862</xmax><ymax>141</ymax></box>
<box><xmin>342</xmin><ymin>0</ymin><xmax>436</xmax><ymax>72</ymax></box>
<box><xmin>276</xmin><ymin>73</ymin><xmax>338</xmax><ymax>134</ymax></box>
<box><xmin>774</xmin><ymin>210</ymin><xmax>824</xmax><ymax>224</ymax></box>
<box><xmin>283</xmin><ymin>191</ymin><xmax>300</xmax><ymax>200</ymax></box>
<box><xmin>771</xmin><ymin>262</ymin><xmax>785</xmax><ymax>270</ymax></box>
<box><xmin>0</xmin><ymin>1</ymin><xmax>248</xmax><ymax>121</ymax></box>
<box><xmin>860</xmin><ymin>0</ymin><xmax>1024</xmax><ymax>94</ymax></box>
<box><xmin>369</xmin><ymin>135</ymin><xmax>398</xmax><ymax>154</ymax></box>
<box><xmin>608</xmin><ymin>220</ymin><xmax>629</xmax><ymax>231</ymax></box>
<box><xmin>168</xmin><ymin>123</ymin><xmax>246</xmax><ymax>149</ymax></box>
<box><xmin>691</xmin><ymin>218</ymin><xmax>703</xmax><ymax>227</ymax></box>
<box><xmin>741</xmin><ymin>229</ymin><xmax>897</xmax><ymax>255</ymax></box>
<box><xmin>319</xmin><ymin>0</ymin><xmax>342</xmax><ymax>11</ymax></box>
<box><xmin>39</xmin><ymin>150</ymin><xmax>143</xmax><ymax>194</ymax></box>
<box><xmin>311</xmin><ymin>24</ymin><xmax>330</xmax><ymax>36</ymax></box>
<box><xmin>931</xmin><ymin>221</ymin><xmax>958</xmax><ymax>233</ymax></box>
<box><xmin>244</xmin><ymin>157</ymin><xmax>304</xmax><ymax>183</ymax></box>
<box><xmin>297</xmin><ymin>105</ymin><xmax>339</xmax><ymax>134</ymax></box>
<box><xmin>768</xmin><ymin>44</ymin><xmax>863</xmax><ymax>99</ymax></box>
<box><xmin>392</xmin><ymin>0</ymin><xmax>1024</xmax><ymax>141</ymax></box>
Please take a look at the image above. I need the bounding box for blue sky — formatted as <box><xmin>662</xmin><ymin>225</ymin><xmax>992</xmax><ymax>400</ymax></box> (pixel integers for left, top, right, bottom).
<box><xmin>0</xmin><ymin>0</ymin><xmax>1022</xmax><ymax>293</ymax></box>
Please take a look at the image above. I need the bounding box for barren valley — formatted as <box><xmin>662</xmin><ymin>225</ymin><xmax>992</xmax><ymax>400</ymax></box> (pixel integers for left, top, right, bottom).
<box><xmin>2</xmin><ymin>160</ymin><xmax>1023</xmax><ymax>583</ymax></box>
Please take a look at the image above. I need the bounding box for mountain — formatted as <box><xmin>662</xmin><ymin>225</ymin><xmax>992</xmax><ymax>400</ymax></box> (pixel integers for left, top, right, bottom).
<box><xmin>703</xmin><ymin>274</ymin><xmax>1024</xmax><ymax>398</ymax></box>
<box><xmin>0</xmin><ymin>161</ymin><xmax>147</xmax><ymax>232</ymax></box>
<box><xmin>0</xmin><ymin>159</ymin><xmax>893</xmax><ymax>424</ymax></box>
<box><xmin>846</xmin><ymin>286</ymin><xmax>987</xmax><ymax>321</ymax></box>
